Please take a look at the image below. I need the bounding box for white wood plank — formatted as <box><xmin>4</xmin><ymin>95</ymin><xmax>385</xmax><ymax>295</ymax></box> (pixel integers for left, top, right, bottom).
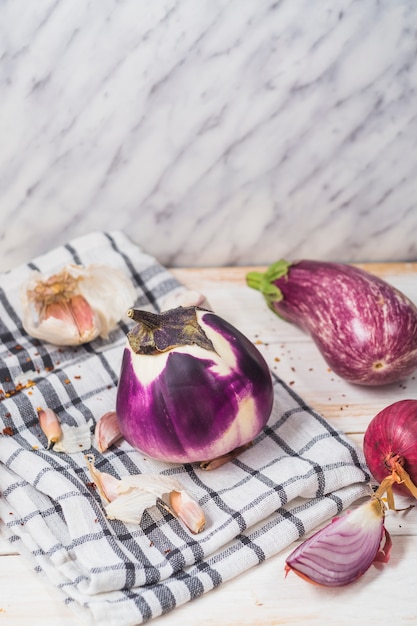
<box><xmin>0</xmin><ymin>555</ymin><xmax>82</xmax><ymax>625</ymax></box>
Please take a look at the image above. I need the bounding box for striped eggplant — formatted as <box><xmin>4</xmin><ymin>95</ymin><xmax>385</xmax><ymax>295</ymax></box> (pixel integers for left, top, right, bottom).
<box><xmin>247</xmin><ymin>259</ymin><xmax>417</xmax><ymax>386</ymax></box>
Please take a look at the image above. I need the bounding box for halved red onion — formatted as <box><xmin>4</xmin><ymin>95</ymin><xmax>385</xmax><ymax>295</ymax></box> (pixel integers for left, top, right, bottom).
<box><xmin>285</xmin><ymin>498</ymin><xmax>391</xmax><ymax>587</ymax></box>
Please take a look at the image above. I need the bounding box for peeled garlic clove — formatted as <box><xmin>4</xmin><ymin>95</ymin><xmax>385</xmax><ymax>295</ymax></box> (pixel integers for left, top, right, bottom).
<box><xmin>95</xmin><ymin>411</ymin><xmax>124</xmax><ymax>452</ymax></box>
<box><xmin>38</xmin><ymin>408</ymin><xmax>62</xmax><ymax>448</ymax></box>
<box><xmin>21</xmin><ymin>264</ymin><xmax>136</xmax><ymax>346</ymax></box>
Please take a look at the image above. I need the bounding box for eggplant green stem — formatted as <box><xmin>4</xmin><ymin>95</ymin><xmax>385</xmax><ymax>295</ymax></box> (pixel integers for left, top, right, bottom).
<box><xmin>246</xmin><ymin>259</ymin><xmax>291</xmax><ymax>307</ymax></box>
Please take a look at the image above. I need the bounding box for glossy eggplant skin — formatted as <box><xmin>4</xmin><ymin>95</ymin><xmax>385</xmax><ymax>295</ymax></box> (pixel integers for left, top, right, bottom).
<box><xmin>247</xmin><ymin>260</ymin><xmax>417</xmax><ymax>386</ymax></box>
<box><xmin>116</xmin><ymin>308</ymin><xmax>274</xmax><ymax>464</ymax></box>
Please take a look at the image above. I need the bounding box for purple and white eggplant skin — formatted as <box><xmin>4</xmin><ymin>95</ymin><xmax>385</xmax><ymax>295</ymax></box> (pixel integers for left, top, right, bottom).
<box><xmin>247</xmin><ymin>260</ymin><xmax>417</xmax><ymax>386</ymax></box>
<box><xmin>115</xmin><ymin>306</ymin><xmax>274</xmax><ymax>464</ymax></box>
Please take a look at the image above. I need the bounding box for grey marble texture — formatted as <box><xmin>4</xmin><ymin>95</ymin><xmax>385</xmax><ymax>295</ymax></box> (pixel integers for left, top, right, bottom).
<box><xmin>1</xmin><ymin>0</ymin><xmax>416</xmax><ymax>272</ymax></box>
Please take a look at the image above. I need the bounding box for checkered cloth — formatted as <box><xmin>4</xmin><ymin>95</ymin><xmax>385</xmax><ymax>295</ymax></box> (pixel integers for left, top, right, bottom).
<box><xmin>0</xmin><ymin>231</ymin><xmax>370</xmax><ymax>625</ymax></box>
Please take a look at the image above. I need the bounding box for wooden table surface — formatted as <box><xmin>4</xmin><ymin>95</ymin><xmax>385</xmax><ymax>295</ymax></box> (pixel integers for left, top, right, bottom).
<box><xmin>2</xmin><ymin>262</ymin><xmax>417</xmax><ymax>625</ymax></box>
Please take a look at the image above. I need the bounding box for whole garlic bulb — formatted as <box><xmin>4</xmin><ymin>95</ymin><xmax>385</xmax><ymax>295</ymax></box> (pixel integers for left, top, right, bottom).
<box><xmin>21</xmin><ymin>263</ymin><xmax>137</xmax><ymax>346</ymax></box>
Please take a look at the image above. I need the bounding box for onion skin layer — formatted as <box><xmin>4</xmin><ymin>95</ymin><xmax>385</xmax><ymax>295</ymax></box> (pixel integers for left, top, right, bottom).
<box><xmin>116</xmin><ymin>308</ymin><xmax>274</xmax><ymax>464</ymax></box>
<box><xmin>363</xmin><ymin>399</ymin><xmax>417</xmax><ymax>497</ymax></box>
<box><xmin>247</xmin><ymin>260</ymin><xmax>417</xmax><ymax>386</ymax></box>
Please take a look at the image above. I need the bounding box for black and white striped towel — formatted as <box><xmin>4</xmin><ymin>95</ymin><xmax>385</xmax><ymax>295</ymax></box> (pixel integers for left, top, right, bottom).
<box><xmin>0</xmin><ymin>231</ymin><xmax>370</xmax><ymax>625</ymax></box>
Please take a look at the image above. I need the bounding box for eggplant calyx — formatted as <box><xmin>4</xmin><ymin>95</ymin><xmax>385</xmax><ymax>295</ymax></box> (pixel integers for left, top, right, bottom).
<box><xmin>246</xmin><ymin>259</ymin><xmax>291</xmax><ymax>305</ymax></box>
<box><xmin>126</xmin><ymin>306</ymin><xmax>215</xmax><ymax>355</ymax></box>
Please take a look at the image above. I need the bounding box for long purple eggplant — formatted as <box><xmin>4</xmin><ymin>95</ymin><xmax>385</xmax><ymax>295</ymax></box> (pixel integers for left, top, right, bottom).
<box><xmin>247</xmin><ymin>259</ymin><xmax>417</xmax><ymax>386</ymax></box>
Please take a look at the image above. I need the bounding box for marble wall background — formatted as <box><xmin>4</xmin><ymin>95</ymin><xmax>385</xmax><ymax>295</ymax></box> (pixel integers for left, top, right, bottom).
<box><xmin>1</xmin><ymin>0</ymin><xmax>416</xmax><ymax>272</ymax></box>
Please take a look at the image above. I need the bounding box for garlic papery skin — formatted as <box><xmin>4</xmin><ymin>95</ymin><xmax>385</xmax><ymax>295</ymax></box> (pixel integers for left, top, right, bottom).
<box><xmin>38</xmin><ymin>408</ymin><xmax>93</xmax><ymax>453</ymax></box>
<box><xmin>21</xmin><ymin>263</ymin><xmax>136</xmax><ymax>346</ymax></box>
<box><xmin>52</xmin><ymin>420</ymin><xmax>93</xmax><ymax>454</ymax></box>
<box><xmin>85</xmin><ymin>456</ymin><xmax>206</xmax><ymax>533</ymax></box>
<box><xmin>105</xmin><ymin>489</ymin><xmax>162</xmax><ymax>524</ymax></box>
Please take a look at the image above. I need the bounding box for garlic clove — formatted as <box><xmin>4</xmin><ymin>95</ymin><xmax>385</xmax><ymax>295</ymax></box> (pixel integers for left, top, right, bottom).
<box><xmin>95</xmin><ymin>411</ymin><xmax>124</xmax><ymax>453</ymax></box>
<box><xmin>21</xmin><ymin>263</ymin><xmax>136</xmax><ymax>346</ymax></box>
<box><xmin>41</xmin><ymin>296</ymin><xmax>98</xmax><ymax>344</ymax></box>
<box><xmin>169</xmin><ymin>490</ymin><xmax>206</xmax><ymax>534</ymax></box>
<box><xmin>161</xmin><ymin>288</ymin><xmax>212</xmax><ymax>312</ymax></box>
<box><xmin>38</xmin><ymin>408</ymin><xmax>62</xmax><ymax>448</ymax></box>
<box><xmin>85</xmin><ymin>454</ymin><xmax>123</xmax><ymax>503</ymax></box>
<box><xmin>44</xmin><ymin>299</ymin><xmax>79</xmax><ymax>327</ymax></box>
<box><xmin>66</xmin><ymin>295</ymin><xmax>96</xmax><ymax>336</ymax></box>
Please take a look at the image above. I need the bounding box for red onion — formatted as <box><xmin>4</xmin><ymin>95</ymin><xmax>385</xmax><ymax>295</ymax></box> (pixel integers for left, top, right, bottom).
<box><xmin>285</xmin><ymin>498</ymin><xmax>391</xmax><ymax>587</ymax></box>
<box><xmin>286</xmin><ymin>399</ymin><xmax>417</xmax><ymax>587</ymax></box>
<box><xmin>363</xmin><ymin>399</ymin><xmax>417</xmax><ymax>501</ymax></box>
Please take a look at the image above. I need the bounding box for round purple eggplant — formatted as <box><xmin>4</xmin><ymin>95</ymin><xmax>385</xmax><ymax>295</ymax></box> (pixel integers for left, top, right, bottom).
<box><xmin>247</xmin><ymin>259</ymin><xmax>417</xmax><ymax>386</ymax></box>
<box><xmin>116</xmin><ymin>306</ymin><xmax>274</xmax><ymax>465</ymax></box>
